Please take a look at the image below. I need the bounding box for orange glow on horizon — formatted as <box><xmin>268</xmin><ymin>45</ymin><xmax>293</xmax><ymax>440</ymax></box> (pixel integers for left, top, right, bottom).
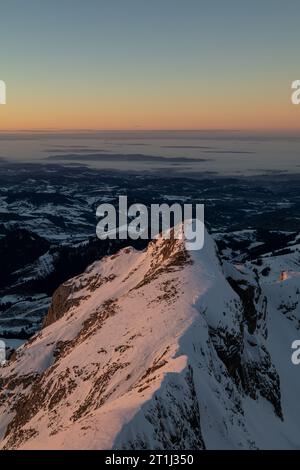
<box><xmin>1</xmin><ymin>85</ymin><xmax>300</xmax><ymax>132</ymax></box>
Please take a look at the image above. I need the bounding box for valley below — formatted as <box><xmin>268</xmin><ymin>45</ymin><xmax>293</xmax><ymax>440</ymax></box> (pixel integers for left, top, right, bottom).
<box><xmin>0</xmin><ymin>162</ymin><xmax>299</xmax><ymax>449</ymax></box>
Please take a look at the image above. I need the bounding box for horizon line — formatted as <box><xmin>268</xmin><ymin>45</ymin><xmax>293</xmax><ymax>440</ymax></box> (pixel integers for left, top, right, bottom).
<box><xmin>0</xmin><ymin>128</ymin><xmax>300</xmax><ymax>134</ymax></box>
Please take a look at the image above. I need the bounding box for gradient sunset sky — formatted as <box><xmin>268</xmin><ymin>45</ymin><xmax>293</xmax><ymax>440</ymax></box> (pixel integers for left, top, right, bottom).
<box><xmin>1</xmin><ymin>0</ymin><xmax>300</xmax><ymax>131</ymax></box>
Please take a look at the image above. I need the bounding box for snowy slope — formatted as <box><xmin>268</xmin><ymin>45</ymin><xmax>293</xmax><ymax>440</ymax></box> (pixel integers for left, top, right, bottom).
<box><xmin>0</xmin><ymin>223</ymin><xmax>299</xmax><ymax>449</ymax></box>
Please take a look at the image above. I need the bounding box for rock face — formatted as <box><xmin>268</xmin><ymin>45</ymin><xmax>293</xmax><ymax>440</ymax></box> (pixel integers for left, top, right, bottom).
<box><xmin>0</xmin><ymin>223</ymin><xmax>299</xmax><ymax>449</ymax></box>
<box><xmin>43</xmin><ymin>284</ymin><xmax>74</xmax><ymax>328</ymax></box>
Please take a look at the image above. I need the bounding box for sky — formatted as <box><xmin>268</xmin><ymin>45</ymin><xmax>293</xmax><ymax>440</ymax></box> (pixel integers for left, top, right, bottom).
<box><xmin>0</xmin><ymin>0</ymin><xmax>300</xmax><ymax>131</ymax></box>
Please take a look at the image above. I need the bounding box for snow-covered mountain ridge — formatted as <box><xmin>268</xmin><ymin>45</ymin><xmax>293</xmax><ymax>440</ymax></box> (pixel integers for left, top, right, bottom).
<box><xmin>0</xmin><ymin>224</ymin><xmax>299</xmax><ymax>449</ymax></box>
